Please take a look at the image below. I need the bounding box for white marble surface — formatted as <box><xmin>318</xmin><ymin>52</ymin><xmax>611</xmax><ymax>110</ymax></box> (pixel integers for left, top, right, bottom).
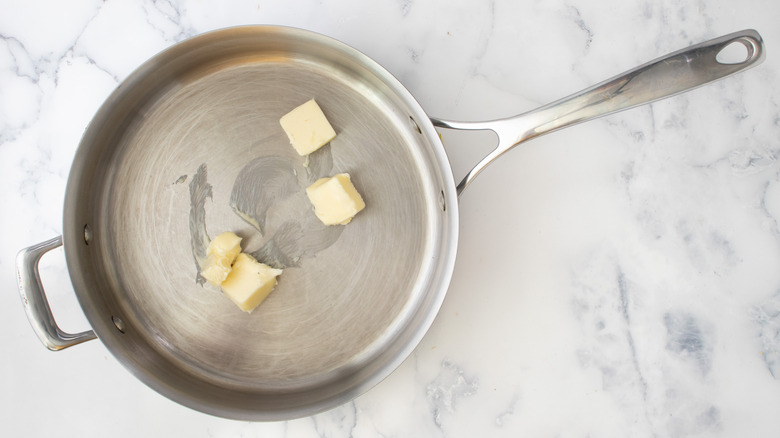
<box><xmin>3</xmin><ymin>0</ymin><xmax>780</xmax><ymax>436</ymax></box>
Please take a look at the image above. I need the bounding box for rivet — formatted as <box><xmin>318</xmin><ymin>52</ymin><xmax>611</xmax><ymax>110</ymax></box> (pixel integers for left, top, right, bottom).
<box><xmin>112</xmin><ymin>316</ymin><xmax>125</xmax><ymax>334</ymax></box>
<box><xmin>409</xmin><ymin>116</ymin><xmax>422</xmax><ymax>134</ymax></box>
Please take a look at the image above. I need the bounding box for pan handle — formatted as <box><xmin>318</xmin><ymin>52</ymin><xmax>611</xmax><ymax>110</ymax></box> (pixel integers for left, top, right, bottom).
<box><xmin>16</xmin><ymin>236</ymin><xmax>97</xmax><ymax>351</ymax></box>
<box><xmin>432</xmin><ymin>29</ymin><xmax>765</xmax><ymax>196</ymax></box>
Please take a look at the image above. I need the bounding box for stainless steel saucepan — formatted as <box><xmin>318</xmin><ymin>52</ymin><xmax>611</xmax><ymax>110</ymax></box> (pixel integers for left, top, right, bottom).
<box><xmin>16</xmin><ymin>26</ymin><xmax>764</xmax><ymax>420</ymax></box>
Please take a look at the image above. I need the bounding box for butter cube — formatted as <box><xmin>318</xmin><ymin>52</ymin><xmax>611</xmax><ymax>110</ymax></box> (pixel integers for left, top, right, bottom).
<box><xmin>200</xmin><ymin>231</ymin><xmax>242</xmax><ymax>286</ymax></box>
<box><xmin>306</xmin><ymin>173</ymin><xmax>366</xmax><ymax>225</ymax></box>
<box><xmin>279</xmin><ymin>99</ymin><xmax>337</xmax><ymax>155</ymax></box>
<box><xmin>220</xmin><ymin>253</ymin><xmax>283</xmax><ymax>312</ymax></box>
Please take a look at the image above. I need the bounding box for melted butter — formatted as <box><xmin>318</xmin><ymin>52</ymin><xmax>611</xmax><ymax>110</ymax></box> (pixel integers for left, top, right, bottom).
<box><xmin>188</xmin><ymin>144</ymin><xmax>344</xmax><ymax>274</ymax></box>
<box><xmin>188</xmin><ymin>163</ymin><xmax>213</xmax><ymax>285</ymax></box>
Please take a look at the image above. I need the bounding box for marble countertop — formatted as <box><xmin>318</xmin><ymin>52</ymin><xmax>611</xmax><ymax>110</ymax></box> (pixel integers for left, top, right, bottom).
<box><xmin>3</xmin><ymin>0</ymin><xmax>780</xmax><ymax>436</ymax></box>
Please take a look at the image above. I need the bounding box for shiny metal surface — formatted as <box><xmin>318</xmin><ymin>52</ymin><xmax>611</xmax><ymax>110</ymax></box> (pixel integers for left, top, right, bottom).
<box><xmin>433</xmin><ymin>29</ymin><xmax>765</xmax><ymax>195</ymax></box>
<box><xmin>59</xmin><ymin>26</ymin><xmax>457</xmax><ymax>420</ymax></box>
<box><xmin>20</xmin><ymin>26</ymin><xmax>765</xmax><ymax>421</ymax></box>
<box><xmin>16</xmin><ymin>236</ymin><xmax>97</xmax><ymax>350</ymax></box>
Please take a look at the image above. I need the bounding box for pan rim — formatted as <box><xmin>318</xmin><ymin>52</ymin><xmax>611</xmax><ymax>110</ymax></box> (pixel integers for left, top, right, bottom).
<box><xmin>62</xmin><ymin>24</ymin><xmax>460</xmax><ymax>420</ymax></box>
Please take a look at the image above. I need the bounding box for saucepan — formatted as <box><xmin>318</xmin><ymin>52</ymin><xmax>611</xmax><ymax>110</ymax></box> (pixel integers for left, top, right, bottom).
<box><xmin>16</xmin><ymin>26</ymin><xmax>764</xmax><ymax>420</ymax></box>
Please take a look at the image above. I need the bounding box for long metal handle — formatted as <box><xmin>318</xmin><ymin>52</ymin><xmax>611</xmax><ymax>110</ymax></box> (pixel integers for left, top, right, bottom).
<box><xmin>16</xmin><ymin>236</ymin><xmax>96</xmax><ymax>350</ymax></box>
<box><xmin>433</xmin><ymin>29</ymin><xmax>765</xmax><ymax>196</ymax></box>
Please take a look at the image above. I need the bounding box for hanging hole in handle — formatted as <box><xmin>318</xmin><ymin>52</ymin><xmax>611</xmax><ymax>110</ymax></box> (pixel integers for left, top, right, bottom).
<box><xmin>716</xmin><ymin>40</ymin><xmax>751</xmax><ymax>64</ymax></box>
<box><xmin>83</xmin><ymin>224</ymin><xmax>92</xmax><ymax>245</ymax></box>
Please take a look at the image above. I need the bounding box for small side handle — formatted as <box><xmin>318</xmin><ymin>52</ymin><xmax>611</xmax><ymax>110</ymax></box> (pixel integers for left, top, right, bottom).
<box><xmin>16</xmin><ymin>236</ymin><xmax>97</xmax><ymax>351</ymax></box>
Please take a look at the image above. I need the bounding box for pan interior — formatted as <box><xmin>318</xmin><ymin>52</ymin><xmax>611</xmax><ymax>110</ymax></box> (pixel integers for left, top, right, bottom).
<box><xmin>66</xmin><ymin>27</ymin><xmax>455</xmax><ymax>417</ymax></box>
